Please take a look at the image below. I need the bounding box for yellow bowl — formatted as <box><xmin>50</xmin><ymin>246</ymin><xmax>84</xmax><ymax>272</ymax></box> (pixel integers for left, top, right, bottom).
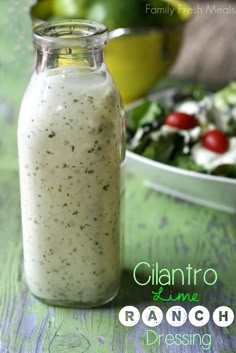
<box><xmin>30</xmin><ymin>1</ymin><xmax>191</xmax><ymax>104</ymax></box>
<box><xmin>106</xmin><ymin>26</ymin><xmax>185</xmax><ymax>103</ymax></box>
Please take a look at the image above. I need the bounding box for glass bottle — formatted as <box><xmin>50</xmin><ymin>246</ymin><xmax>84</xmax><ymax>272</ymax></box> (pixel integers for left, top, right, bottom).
<box><xmin>18</xmin><ymin>20</ymin><xmax>125</xmax><ymax>308</ymax></box>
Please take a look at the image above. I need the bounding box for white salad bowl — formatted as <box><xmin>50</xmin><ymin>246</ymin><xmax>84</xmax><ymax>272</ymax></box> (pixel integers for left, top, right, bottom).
<box><xmin>125</xmin><ymin>90</ymin><xmax>236</xmax><ymax>213</ymax></box>
<box><xmin>126</xmin><ymin>150</ymin><xmax>236</xmax><ymax>213</ymax></box>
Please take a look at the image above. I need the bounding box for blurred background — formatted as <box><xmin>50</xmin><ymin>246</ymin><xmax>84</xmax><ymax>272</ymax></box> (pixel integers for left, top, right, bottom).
<box><xmin>0</xmin><ymin>0</ymin><xmax>236</xmax><ymax>166</ymax></box>
<box><xmin>172</xmin><ymin>0</ymin><xmax>236</xmax><ymax>83</ymax></box>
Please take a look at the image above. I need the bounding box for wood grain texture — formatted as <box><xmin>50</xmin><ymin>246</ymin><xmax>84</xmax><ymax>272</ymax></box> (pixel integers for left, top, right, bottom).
<box><xmin>0</xmin><ymin>171</ymin><xmax>235</xmax><ymax>353</ymax></box>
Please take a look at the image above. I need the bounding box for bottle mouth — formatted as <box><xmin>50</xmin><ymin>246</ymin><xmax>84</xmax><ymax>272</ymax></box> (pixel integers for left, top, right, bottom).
<box><xmin>33</xmin><ymin>19</ymin><xmax>108</xmax><ymax>49</ymax></box>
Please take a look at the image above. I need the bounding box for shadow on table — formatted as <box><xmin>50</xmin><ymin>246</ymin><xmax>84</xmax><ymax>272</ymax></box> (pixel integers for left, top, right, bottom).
<box><xmin>104</xmin><ymin>269</ymin><xmax>153</xmax><ymax>308</ymax></box>
<box><xmin>103</xmin><ymin>269</ymin><xmax>202</xmax><ymax>308</ymax></box>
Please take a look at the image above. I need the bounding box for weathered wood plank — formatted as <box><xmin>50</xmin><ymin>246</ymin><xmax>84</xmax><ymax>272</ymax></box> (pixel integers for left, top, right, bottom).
<box><xmin>0</xmin><ymin>171</ymin><xmax>235</xmax><ymax>352</ymax></box>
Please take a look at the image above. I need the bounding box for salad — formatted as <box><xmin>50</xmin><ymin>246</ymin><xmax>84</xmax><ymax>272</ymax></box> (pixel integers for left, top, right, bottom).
<box><xmin>126</xmin><ymin>82</ymin><xmax>236</xmax><ymax>178</ymax></box>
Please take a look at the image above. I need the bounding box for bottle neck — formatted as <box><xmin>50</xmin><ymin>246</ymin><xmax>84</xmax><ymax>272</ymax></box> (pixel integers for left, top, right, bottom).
<box><xmin>35</xmin><ymin>46</ymin><xmax>104</xmax><ymax>73</ymax></box>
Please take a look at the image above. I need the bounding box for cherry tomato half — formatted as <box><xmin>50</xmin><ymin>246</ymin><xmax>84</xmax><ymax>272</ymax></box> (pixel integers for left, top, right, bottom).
<box><xmin>202</xmin><ymin>129</ymin><xmax>229</xmax><ymax>154</ymax></box>
<box><xmin>165</xmin><ymin>112</ymin><xmax>198</xmax><ymax>130</ymax></box>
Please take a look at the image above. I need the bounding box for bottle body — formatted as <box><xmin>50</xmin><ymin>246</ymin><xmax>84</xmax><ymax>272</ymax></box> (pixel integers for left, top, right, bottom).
<box><xmin>18</xmin><ymin>56</ymin><xmax>125</xmax><ymax>306</ymax></box>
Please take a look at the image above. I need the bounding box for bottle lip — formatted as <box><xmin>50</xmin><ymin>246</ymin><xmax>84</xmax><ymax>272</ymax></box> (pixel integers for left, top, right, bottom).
<box><xmin>33</xmin><ymin>19</ymin><xmax>108</xmax><ymax>49</ymax></box>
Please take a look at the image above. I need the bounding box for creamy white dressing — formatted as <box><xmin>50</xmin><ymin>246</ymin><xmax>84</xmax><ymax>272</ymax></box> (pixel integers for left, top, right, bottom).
<box><xmin>18</xmin><ymin>67</ymin><xmax>124</xmax><ymax>305</ymax></box>
<box><xmin>176</xmin><ymin>101</ymin><xmax>200</xmax><ymax>115</ymax></box>
<box><xmin>192</xmin><ymin>137</ymin><xmax>236</xmax><ymax>171</ymax></box>
<box><xmin>159</xmin><ymin>124</ymin><xmax>201</xmax><ymax>143</ymax></box>
<box><xmin>200</xmin><ymin>94</ymin><xmax>236</xmax><ymax>132</ymax></box>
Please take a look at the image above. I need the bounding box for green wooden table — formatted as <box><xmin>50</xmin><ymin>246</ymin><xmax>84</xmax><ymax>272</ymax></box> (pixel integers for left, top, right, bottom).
<box><xmin>0</xmin><ymin>169</ymin><xmax>236</xmax><ymax>352</ymax></box>
<box><xmin>0</xmin><ymin>1</ymin><xmax>236</xmax><ymax>352</ymax></box>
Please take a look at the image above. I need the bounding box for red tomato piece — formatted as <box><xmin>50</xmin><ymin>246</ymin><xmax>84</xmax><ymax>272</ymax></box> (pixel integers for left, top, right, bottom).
<box><xmin>202</xmin><ymin>129</ymin><xmax>229</xmax><ymax>154</ymax></box>
<box><xmin>165</xmin><ymin>112</ymin><xmax>198</xmax><ymax>130</ymax></box>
